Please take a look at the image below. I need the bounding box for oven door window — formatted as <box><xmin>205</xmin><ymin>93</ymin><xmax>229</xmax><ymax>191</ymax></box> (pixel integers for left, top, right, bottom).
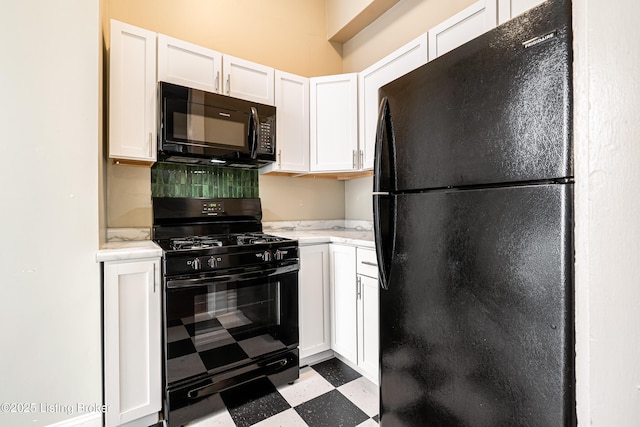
<box><xmin>165</xmin><ymin>272</ymin><xmax>298</xmax><ymax>385</ymax></box>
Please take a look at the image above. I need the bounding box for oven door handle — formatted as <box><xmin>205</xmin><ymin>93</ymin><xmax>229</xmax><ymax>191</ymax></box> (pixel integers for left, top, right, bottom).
<box><xmin>166</xmin><ymin>265</ymin><xmax>296</xmax><ymax>289</ymax></box>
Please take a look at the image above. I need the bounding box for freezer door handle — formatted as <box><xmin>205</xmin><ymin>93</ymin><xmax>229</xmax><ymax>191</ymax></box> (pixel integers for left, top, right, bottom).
<box><xmin>374</xmin><ymin>194</ymin><xmax>395</xmax><ymax>291</ymax></box>
<box><xmin>373</xmin><ymin>96</ymin><xmax>396</xmax><ymax>193</ymax></box>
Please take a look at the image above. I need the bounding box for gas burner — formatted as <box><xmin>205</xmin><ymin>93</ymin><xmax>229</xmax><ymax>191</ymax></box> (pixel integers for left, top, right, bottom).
<box><xmin>170</xmin><ymin>236</ymin><xmax>225</xmax><ymax>250</ymax></box>
<box><xmin>233</xmin><ymin>233</ymin><xmax>283</xmax><ymax>245</ymax></box>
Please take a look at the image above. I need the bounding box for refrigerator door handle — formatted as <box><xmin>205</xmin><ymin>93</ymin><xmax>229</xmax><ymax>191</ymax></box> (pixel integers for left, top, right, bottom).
<box><xmin>373</xmin><ymin>96</ymin><xmax>396</xmax><ymax>193</ymax></box>
<box><xmin>373</xmin><ymin>194</ymin><xmax>396</xmax><ymax>291</ymax></box>
<box><xmin>373</xmin><ymin>96</ymin><xmax>397</xmax><ymax>290</ymax></box>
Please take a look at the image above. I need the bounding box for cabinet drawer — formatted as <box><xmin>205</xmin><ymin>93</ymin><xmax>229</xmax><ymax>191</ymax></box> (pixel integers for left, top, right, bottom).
<box><xmin>356</xmin><ymin>248</ymin><xmax>378</xmax><ymax>278</ymax></box>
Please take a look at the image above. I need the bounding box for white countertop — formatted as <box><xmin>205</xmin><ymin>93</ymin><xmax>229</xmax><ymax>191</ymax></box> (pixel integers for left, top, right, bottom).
<box><xmin>96</xmin><ymin>228</ymin><xmax>374</xmax><ymax>263</ymax></box>
<box><xmin>96</xmin><ymin>240</ymin><xmax>163</xmax><ymax>263</ymax></box>
<box><xmin>269</xmin><ymin>229</ymin><xmax>375</xmax><ymax>249</ymax></box>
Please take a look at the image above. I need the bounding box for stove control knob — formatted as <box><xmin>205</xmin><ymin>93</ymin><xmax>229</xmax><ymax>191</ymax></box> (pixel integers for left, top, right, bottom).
<box><xmin>274</xmin><ymin>250</ymin><xmax>288</xmax><ymax>261</ymax></box>
<box><xmin>190</xmin><ymin>258</ymin><xmax>202</xmax><ymax>270</ymax></box>
<box><xmin>207</xmin><ymin>256</ymin><xmax>218</xmax><ymax>268</ymax></box>
<box><xmin>263</xmin><ymin>250</ymin><xmax>272</xmax><ymax>262</ymax></box>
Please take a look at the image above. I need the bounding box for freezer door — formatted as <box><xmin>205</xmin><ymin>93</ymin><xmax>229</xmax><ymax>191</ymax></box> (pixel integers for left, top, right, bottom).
<box><xmin>378</xmin><ymin>0</ymin><xmax>572</xmax><ymax>191</ymax></box>
<box><xmin>379</xmin><ymin>183</ymin><xmax>574</xmax><ymax>426</ymax></box>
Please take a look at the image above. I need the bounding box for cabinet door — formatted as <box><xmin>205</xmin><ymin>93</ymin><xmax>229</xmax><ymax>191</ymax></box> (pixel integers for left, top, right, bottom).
<box><xmin>270</xmin><ymin>70</ymin><xmax>310</xmax><ymax>173</ymax></box>
<box><xmin>357</xmin><ymin>274</ymin><xmax>379</xmax><ymax>385</ymax></box>
<box><xmin>157</xmin><ymin>34</ymin><xmax>223</xmax><ymax>93</ymax></box>
<box><xmin>310</xmin><ymin>73</ymin><xmax>359</xmax><ymax>172</ymax></box>
<box><xmin>299</xmin><ymin>245</ymin><xmax>331</xmax><ymax>359</ymax></box>
<box><xmin>428</xmin><ymin>0</ymin><xmax>498</xmax><ymax>61</ymax></box>
<box><xmin>222</xmin><ymin>54</ymin><xmax>275</xmax><ymax>105</ymax></box>
<box><xmin>104</xmin><ymin>259</ymin><xmax>161</xmax><ymax>427</ymax></box>
<box><xmin>109</xmin><ymin>20</ymin><xmax>157</xmax><ymax>162</ymax></box>
<box><xmin>330</xmin><ymin>244</ymin><xmax>357</xmax><ymax>363</ymax></box>
<box><xmin>498</xmin><ymin>0</ymin><xmax>547</xmax><ymax>24</ymax></box>
<box><xmin>359</xmin><ymin>34</ymin><xmax>428</xmax><ymax>170</ymax></box>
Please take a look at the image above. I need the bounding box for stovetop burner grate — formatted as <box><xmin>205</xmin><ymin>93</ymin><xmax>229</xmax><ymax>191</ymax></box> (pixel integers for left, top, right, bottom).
<box><xmin>167</xmin><ymin>233</ymin><xmax>288</xmax><ymax>251</ymax></box>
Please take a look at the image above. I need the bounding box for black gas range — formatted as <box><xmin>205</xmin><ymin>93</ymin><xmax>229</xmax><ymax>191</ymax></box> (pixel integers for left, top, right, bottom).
<box><xmin>153</xmin><ymin>197</ymin><xmax>299</xmax><ymax>427</ymax></box>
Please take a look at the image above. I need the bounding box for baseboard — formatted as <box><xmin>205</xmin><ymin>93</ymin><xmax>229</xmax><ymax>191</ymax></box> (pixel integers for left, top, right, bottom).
<box><xmin>46</xmin><ymin>413</ymin><xmax>101</xmax><ymax>427</ymax></box>
<box><xmin>300</xmin><ymin>350</ymin><xmax>334</xmax><ymax>368</ymax></box>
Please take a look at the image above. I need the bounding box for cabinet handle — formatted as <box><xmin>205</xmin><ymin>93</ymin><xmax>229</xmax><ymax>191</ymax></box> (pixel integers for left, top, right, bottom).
<box><xmin>153</xmin><ymin>262</ymin><xmax>157</xmax><ymax>293</ymax></box>
<box><xmin>148</xmin><ymin>132</ymin><xmax>153</xmax><ymax>158</ymax></box>
<box><xmin>357</xmin><ymin>276</ymin><xmax>362</xmax><ymax>299</ymax></box>
<box><xmin>226</xmin><ymin>75</ymin><xmax>231</xmax><ymax>94</ymax></box>
<box><xmin>278</xmin><ymin>150</ymin><xmax>282</xmax><ymax>168</ymax></box>
<box><xmin>352</xmin><ymin>150</ymin><xmax>356</xmax><ymax>169</ymax></box>
<box><xmin>361</xmin><ymin>261</ymin><xmax>377</xmax><ymax>267</ymax></box>
<box><xmin>360</xmin><ymin>149</ymin><xmax>364</xmax><ymax>169</ymax></box>
<box><xmin>215</xmin><ymin>71</ymin><xmax>220</xmax><ymax>92</ymax></box>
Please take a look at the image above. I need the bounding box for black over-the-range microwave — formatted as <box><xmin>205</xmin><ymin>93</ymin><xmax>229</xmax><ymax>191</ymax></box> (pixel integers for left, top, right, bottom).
<box><xmin>158</xmin><ymin>82</ymin><xmax>276</xmax><ymax>168</ymax></box>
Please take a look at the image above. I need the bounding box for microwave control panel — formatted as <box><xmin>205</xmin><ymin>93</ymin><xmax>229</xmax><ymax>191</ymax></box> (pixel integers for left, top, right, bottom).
<box><xmin>257</xmin><ymin>117</ymin><xmax>275</xmax><ymax>155</ymax></box>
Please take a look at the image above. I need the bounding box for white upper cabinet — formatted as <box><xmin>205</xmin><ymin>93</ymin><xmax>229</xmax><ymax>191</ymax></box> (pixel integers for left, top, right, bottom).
<box><xmin>310</xmin><ymin>73</ymin><xmax>359</xmax><ymax>172</ymax></box>
<box><xmin>157</xmin><ymin>34</ymin><xmax>223</xmax><ymax>93</ymax></box>
<box><xmin>265</xmin><ymin>70</ymin><xmax>309</xmax><ymax>173</ymax></box>
<box><xmin>109</xmin><ymin>20</ymin><xmax>157</xmax><ymax>162</ymax></box>
<box><xmin>498</xmin><ymin>0</ymin><xmax>547</xmax><ymax>24</ymax></box>
<box><xmin>358</xmin><ymin>34</ymin><xmax>428</xmax><ymax>170</ymax></box>
<box><xmin>428</xmin><ymin>0</ymin><xmax>498</xmax><ymax>61</ymax></box>
<box><xmin>222</xmin><ymin>54</ymin><xmax>275</xmax><ymax>105</ymax></box>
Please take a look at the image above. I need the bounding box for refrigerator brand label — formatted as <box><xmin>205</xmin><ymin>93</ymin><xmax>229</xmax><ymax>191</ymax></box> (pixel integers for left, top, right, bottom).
<box><xmin>523</xmin><ymin>31</ymin><xmax>557</xmax><ymax>49</ymax></box>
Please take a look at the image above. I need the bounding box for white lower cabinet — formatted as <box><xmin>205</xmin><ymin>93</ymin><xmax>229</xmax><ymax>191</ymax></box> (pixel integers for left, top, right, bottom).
<box><xmin>356</xmin><ymin>248</ymin><xmax>379</xmax><ymax>384</ymax></box>
<box><xmin>329</xmin><ymin>244</ymin><xmax>358</xmax><ymax>362</ymax></box>
<box><xmin>329</xmin><ymin>244</ymin><xmax>379</xmax><ymax>384</ymax></box>
<box><xmin>103</xmin><ymin>258</ymin><xmax>161</xmax><ymax>427</ymax></box>
<box><xmin>299</xmin><ymin>244</ymin><xmax>331</xmax><ymax>360</ymax></box>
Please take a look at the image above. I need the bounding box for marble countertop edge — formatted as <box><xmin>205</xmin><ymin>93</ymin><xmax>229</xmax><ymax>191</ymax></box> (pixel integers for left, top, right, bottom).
<box><xmin>96</xmin><ymin>240</ymin><xmax>163</xmax><ymax>263</ymax></box>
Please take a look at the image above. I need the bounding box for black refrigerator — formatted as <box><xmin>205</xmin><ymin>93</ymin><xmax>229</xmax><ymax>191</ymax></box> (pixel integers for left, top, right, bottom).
<box><xmin>373</xmin><ymin>0</ymin><xmax>575</xmax><ymax>426</ymax></box>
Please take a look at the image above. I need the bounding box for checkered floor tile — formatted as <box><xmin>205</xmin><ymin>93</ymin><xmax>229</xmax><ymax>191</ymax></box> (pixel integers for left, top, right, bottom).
<box><xmin>187</xmin><ymin>357</ymin><xmax>379</xmax><ymax>426</ymax></box>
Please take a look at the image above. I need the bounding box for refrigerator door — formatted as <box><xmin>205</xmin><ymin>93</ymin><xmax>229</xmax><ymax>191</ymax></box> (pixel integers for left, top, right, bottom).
<box><xmin>379</xmin><ymin>183</ymin><xmax>574</xmax><ymax>426</ymax></box>
<box><xmin>378</xmin><ymin>0</ymin><xmax>572</xmax><ymax>192</ymax></box>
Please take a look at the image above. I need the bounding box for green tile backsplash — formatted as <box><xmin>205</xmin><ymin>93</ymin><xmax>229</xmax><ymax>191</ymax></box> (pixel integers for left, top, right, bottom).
<box><xmin>151</xmin><ymin>163</ymin><xmax>259</xmax><ymax>198</ymax></box>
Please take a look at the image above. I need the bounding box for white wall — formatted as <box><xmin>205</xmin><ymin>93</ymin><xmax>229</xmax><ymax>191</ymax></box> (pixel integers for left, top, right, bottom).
<box><xmin>573</xmin><ymin>0</ymin><xmax>640</xmax><ymax>425</ymax></box>
<box><xmin>0</xmin><ymin>1</ymin><xmax>101</xmax><ymax>426</ymax></box>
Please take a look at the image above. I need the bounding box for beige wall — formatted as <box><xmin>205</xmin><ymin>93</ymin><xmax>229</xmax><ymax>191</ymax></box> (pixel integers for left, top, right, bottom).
<box><xmin>259</xmin><ymin>175</ymin><xmax>345</xmax><ymax>221</ymax></box>
<box><xmin>108</xmin><ymin>0</ymin><xmax>342</xmax><ymax>77</ymax></box>
<box><xmin>345</xmin><ymin>176</ymin><xmax>373</xmax><ymax>220</ymax></box>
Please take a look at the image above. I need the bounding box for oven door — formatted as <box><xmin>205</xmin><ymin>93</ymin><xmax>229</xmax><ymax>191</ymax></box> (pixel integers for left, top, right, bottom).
<box><xmin>164</xmin><ymin>265</ymin><xmax>298</xmax><ymax>388</ymax></box>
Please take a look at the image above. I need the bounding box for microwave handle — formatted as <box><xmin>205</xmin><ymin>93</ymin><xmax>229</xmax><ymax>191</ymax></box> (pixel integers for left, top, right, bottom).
<box><xmin>249</xmin><ymin>107</ymin><xmax>259</xmax><ymax>159</ymax></box>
